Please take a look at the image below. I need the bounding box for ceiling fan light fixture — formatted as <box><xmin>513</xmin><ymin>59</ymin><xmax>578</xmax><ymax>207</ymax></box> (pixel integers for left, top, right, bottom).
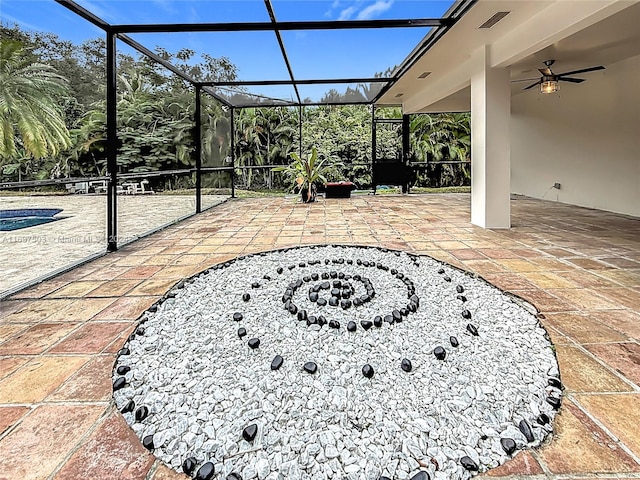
<box><xmin>540</xmin><ymin>79</ymin><xmax>558</xmax><ymax>94</ymax></box>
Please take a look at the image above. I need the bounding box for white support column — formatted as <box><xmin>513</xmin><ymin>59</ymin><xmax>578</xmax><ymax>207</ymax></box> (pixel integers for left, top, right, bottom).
<box><xmin>471</xmin><ymin>45</ymin><xmax>511</xmax><ymax>229</ymax></box>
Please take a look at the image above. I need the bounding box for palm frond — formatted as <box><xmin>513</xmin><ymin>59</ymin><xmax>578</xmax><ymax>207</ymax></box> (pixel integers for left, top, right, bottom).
<box><xmin>0</xmin><ymin>39</ymin><xmax>71</xmax><ymax>160</ymax></box>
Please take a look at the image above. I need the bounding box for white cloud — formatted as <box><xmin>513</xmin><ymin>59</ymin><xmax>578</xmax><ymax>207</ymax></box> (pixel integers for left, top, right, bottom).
<box><xmin>356</xmin><ymin>0</ymin><xmax>394</xmax><ymax>20</ymax></box>
<box><xmin>75</xmin><ymin>0</ymin><xmax>118</xmax><ymax>22</ymax></box>
<box><xmin>325</xmin><ymin>0</ymin><xmax>341</xmax><ymax>17</ymax></box>
<box><xmin>188</xmin><ymin>6</ymin><xmax>201</xmax><ymax>22</ymax></box>
<box><xmin>332</xmin><ymin>0</ymin><xmax>394</xmax><ymax>21</ymax></box>
<box><xmin>152</xmin><ymin>0</ymin><xmax>178</xmax><ymax>15</ymax></box>
<box><xmin>0</xmin><ymin>13</ymin><xmax>43</xmax><ymax>32</ymax></box>
<box><xmin>338</xmin><ymin>5</ymin><xmax>358</xmax><ymax>20</ymax></box>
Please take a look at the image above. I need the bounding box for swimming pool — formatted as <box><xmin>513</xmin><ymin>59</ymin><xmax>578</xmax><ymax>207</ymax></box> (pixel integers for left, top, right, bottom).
<box><xmin>0</xmin><ymin>208</ymin><xmax>64</xmax><ymax>231</ymax></box>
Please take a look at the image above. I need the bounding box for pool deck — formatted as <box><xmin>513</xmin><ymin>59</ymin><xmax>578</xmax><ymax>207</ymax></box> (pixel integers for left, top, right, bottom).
<box><xmin>0</xmin><ymin>193</ymin><xmax>639</xmax><ymax>480</ymax></box>
<box><xmin>0</xmin><ymin>195</ymin><xmax>228</xmax><ymax>295</ymax></box>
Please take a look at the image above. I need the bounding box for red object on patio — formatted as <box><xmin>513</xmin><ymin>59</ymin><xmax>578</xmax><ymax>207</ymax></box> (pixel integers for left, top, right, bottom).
<box><xmin>325</xmin><ymin>181</ymin><xmax>356</xmax><ymax>198</ymax></box>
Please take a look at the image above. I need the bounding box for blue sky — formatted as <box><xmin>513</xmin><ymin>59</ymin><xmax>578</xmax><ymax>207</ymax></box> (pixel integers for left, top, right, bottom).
<box><xmin>2</xmin><ymin>0</ymin><xmax>454</xmax><ymax>102</ymax></box>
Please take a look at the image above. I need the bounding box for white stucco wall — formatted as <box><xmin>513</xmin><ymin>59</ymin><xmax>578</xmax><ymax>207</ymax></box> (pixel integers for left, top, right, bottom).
<box><xmin>511</xmin><ymin>54</ymin><xmax>640</xmax><ymax>217</ymax></box>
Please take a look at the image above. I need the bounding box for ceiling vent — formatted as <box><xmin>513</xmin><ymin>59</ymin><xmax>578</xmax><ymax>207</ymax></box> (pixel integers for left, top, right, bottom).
<box><xmin>478</xmin><ymin>11</ymin><xmax>510</xmax><ymax>29</ymax></box>
<box><xmin>418</xmin><ymin>71</ymin><xmax>431</xmax><ymax>79</ymax></box>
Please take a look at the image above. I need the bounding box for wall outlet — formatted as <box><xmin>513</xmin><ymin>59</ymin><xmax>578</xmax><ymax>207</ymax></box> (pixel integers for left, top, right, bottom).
<box><xmin>553</xmin><ymin>183</ymin><xmax>561</xmax><ymax>189</ymax></box>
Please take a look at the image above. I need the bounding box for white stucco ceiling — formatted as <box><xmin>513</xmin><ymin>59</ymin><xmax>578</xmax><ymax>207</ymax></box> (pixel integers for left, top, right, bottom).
<box><xmin>378</xmin><ymin>0</ymin><xmax>640</xmax><ymax>113</ymax></box>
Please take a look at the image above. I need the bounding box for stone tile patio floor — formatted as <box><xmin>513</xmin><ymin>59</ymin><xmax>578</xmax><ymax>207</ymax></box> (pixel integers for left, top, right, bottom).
<box><xmin>0</xmin><ymin>193</ymin><xmax>639</xmax><ymax>480</ymax></box>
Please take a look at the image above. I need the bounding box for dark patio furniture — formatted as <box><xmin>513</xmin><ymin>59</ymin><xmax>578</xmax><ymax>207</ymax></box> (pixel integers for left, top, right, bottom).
<box><xmin>372</xmin><ymin>159</ymin><xmax>412</xmax><ymax>194</ymax></box>
<box><xmin>325</xmin><ymin>181</ymin><xmax>356</xmax><ymax>198</ymax></box>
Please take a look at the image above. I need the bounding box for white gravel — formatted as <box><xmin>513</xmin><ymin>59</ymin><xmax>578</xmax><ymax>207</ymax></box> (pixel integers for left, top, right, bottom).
<box><xmin>113</xmin><ymin>245</ymin><xmax>561</xmax><ymax>480</ymax></box>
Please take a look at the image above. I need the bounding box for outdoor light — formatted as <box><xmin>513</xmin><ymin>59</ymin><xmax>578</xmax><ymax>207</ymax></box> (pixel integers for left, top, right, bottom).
<box><xmin>540</xmin><ymin>79</ymin><xmax>558</xmax><ymax>94</ymax></box>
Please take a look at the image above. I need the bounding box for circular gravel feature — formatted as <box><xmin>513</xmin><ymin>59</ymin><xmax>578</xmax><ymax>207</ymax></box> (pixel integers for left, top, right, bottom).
<box><xmin>113</xmin><ymin>245</ymin><xmax>561</xmax><ymax>480</ymax></box>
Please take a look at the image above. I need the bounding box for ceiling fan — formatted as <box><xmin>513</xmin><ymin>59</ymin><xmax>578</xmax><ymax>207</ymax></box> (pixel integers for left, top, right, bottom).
<box><xmin>514</xmin><ymin>60</ymin><xmax>605</xmax><ymax>93</ymax></box>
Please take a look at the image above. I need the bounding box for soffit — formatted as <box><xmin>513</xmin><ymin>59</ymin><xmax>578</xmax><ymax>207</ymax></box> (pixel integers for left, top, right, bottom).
<box><xmin>380</xmin><ymin>0</ymin><xmax>640</xmax><ymax>112</ymax></box>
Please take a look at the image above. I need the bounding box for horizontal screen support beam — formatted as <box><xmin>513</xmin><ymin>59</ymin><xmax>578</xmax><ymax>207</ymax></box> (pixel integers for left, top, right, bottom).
<box><xmin>111</xmin><ymin>18</ymin><xmax>449</xmax><ymax>34</ymax></box>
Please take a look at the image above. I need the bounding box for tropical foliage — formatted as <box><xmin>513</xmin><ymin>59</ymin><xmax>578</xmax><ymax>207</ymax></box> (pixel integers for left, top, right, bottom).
<box><xmin>0</xmin><ymin>39</ymin><xmax>72</xmax><ymax>179</ymax></box>
<box><xmin>411</xmin><ymin>112</ymin><xmax>471</xmax><ymax>187</ymax></box>
<box><xmin>0</xmin><ymin>24</ymin><xmax>471</xmax><ymax>190</ymax></box>
<box><xmin>234</xmin><ymin>107</ymin><xmax>297</xmax><ymax>189</ymax></box>
<box><xmin>273</xmin><ymin>146</ymin><xmax>339</xmax><ymax>202</ymax></box>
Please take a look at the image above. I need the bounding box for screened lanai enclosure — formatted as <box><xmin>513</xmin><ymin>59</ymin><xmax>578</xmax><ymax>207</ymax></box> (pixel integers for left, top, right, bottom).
<box><xmin>0</xmin><ymin>0</ymin><xmax>474</xmax><ymax>297</ymax></box>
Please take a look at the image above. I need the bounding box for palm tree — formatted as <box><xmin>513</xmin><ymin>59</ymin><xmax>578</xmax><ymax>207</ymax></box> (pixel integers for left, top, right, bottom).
<box><xmin>411</xmin><ymin>113</ymin><xmax>470</xmax><ymax>162</ymax></box>
<box><xmin>236</xmin><ymin>107</ymin><xmax>279</xmax><ymax>189</ymax></box>
<box><xmin>0</xmin><ymin>40</ymin><xmax>71</xmax><ymax>161</ymax></box>
<box><xmin>410</xmin><ymin>113</ymin><xmax>471</xmax><ymax>186</ymax></box>
<box><xmin>67</xmin><ymin>108</ymin><xmax>107</xmax><ymax>176</ymax></box>
<box><xmin>201</xmin><ymin>100</ymin><xmax>230</xmax><ymax>167</ymax></box>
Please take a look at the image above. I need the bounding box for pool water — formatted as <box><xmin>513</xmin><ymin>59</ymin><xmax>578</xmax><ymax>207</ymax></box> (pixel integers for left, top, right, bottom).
<box><xmin>0</xmin><ymin>208</ymin><xmax>64</xmax><ymax>231</ymax></box>
<box><xmin>0</xmin><ymin>216</ymin><xmax>60</xmax><ymax>231</ymax></box>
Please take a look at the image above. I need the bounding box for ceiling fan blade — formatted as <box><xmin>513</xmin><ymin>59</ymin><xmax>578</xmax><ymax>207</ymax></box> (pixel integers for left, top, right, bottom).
<box><xmin>538</xmin><ymin>68</ymin><xmax>553</xmax><ymax>76</ymax></box>
<box><xmin>523</xmin><ymin>81</ymin><xmax>541</xmax><ymax>90</ymax></box>
<box><xmin>511</xmin><ymin>77</ymin><xmax>539</xmax><ymax>83</ymax></box>
<box><xmin>557</xmin><ymin>65</ymin><xmax>605</xmax><ymax>76</ymax></box>
<box><xmin>558</xmin><ymin>77</ymin><xmax>586</xmax><ymax>83</ymax></box>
